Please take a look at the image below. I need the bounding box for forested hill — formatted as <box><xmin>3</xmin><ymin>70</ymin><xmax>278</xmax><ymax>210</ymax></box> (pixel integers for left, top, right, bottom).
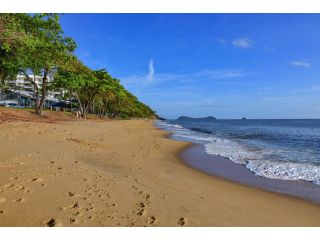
<box><xmin>0</xmin><ymin>13</ymin><xmax>156</xmax><ymax>119</ymax></box>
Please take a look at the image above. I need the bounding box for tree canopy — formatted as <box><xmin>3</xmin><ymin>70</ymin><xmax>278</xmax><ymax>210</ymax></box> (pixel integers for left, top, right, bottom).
<box><xmin>52</xmin><ymin>66</ymin><xmax>155</xmax><ymax>118</ymax></box>
<box><xmin>0</xmin><ymin>13</ymin><xmax>77</xmax><ymax>114</ymax></box>
<box><xmin>0</xmin><ymin>13</ymin><xmax>156</xmax><ymax>119</ymax></box>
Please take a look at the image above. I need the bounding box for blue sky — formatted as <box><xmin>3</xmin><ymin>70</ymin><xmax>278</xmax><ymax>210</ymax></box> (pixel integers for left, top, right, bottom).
<box><xmin>60</xmin><ymin>14</ymin><xmax>320</xmax><ymax>119</ymax></box>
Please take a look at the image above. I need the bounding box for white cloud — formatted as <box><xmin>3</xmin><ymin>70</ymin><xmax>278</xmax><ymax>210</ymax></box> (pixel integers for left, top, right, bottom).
<box><xmin>178</xmin><ymin>69</ymin><xmax>246</xmax><ymax>83</ymax></box>
<box><xmin>310</xmin><ymin>86</ymin><xmax>320</xmax><ymax>91</ymax></box>
<box><xmin>258</xmin><ymin>87</ymin><xmax>273</xmax><ymax>91</ymax></box>
<box><xmin>291</xmin><ymin>61</ymin><xmax>310</xmax><ymax>68</ymax></box>
<box><xmin>147</xmin><ymin>59</ymin><xmax>155</xmax><ymax>83</ymax></box>
<box><xmin>232</xmin><ymin>38</ymin><xmax>254</xmax><ymax>48</ymax></box>
<box><xmin>120</xmin><ymin>68</ymin><xmax>248</xmax><ymax>91</ymax></box>
<box><xmin>293</xmin><ymin>85</ymin><xmax>320</xmax><ymax>93</ymax></box>
<box><xmin>262</xmin><ymin>96</ymin><xmax>300</xmax><ymax>102</ymax></box>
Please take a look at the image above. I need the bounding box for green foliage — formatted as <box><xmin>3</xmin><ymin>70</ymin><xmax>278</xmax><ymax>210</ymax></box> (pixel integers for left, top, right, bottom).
<box><xmin>98</xmin><ymin>81</ymin><xmax>155</xmax><ymax>119</ymax></box>
<box><xmin>0</xmin><ymin>13</ymin><xmax>77</xmax><ymax>115</ymax></box>
<box><xmin>53</xmin><ymin>65</ymin><xmax>156</xmax><ymax>119</ymax></box>
<box><xmin>1</xmin><ymin>13</ymin><xmax>156</xmax><ymax>119</ymax></box>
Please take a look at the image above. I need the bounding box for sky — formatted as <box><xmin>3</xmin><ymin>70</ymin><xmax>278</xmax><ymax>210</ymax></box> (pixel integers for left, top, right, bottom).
<box><xmin>60</xmin><ymin>14</ymin><xmax>320</xmax><ymax>119</ymax></box>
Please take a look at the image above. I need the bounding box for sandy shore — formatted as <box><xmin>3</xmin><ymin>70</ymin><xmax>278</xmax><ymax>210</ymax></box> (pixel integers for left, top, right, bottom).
<box><xmin>181</xmin><ymin>144</ymin><xmax>320</xmax><ymax>203</ymax></box>
<box><xmin>0</xmin><ymin>119</ymin><xmax>319</xmax><ymax>226</ymax></box>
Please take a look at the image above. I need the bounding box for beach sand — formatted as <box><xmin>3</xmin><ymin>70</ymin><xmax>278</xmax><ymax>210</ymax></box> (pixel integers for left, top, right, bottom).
<box><xmin>0</xmin><ymin>119</ymin><xmax>319</xmax><ymax>226</ymax></box>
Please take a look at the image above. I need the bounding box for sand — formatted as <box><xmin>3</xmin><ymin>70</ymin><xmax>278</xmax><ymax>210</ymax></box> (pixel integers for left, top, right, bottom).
<box><xmin>0</xmin><ymin>119</ymin><xmax>319</xmax><ymax>226</ymax></box>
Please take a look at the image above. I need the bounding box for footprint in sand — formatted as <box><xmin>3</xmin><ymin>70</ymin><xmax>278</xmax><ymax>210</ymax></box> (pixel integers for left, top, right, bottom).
<box><xmin>67</xmin><ymin>218</ymin><xmax>77</xmax><ymax>224</ymax></box>
<box><xmin>13</xmin><ymin>198</ymin><xmax>25</xmax><ymax>202</ymax></box>
<box><xmin>1</xmin><ymin>183</ymin><xmax>14</xmax><ymax>189</ymax></box>
<box><xmin>8</xmin><ymin>176</ymin><xmax>19</xmax><ymax>181</ymax></box>
<box><xmin>0</xmin><ymin>197</ymin><xmax>6</xmax><ymax>204</ymax></box>
<box><xmin>64</xmin><ymin>202</ymin><xmax>80</xmax><ymax>211</ymax></box>
<box><xmin>29</xmin><ymin>177</ymin><xmax>43</xmax><ymax>182</ymax></box>
<box><xmin>0</xmin><ymin>210</ymin><xmax>4</xmax><ymax>214</ymax></box>
<box><xmin>137</xmin><ymin>209</ymin><xmax>144</xmax><ymax>216</ymax></box>
<box><xmin>45</xmin><ymin>218</ymin><xmax>62</xmax><ymax>227</ymax></box>
<box><xmin>139</xmin><ymin>202</ymin><xmax>145</xmax><ymax>208</ymax></box>
<box><xmin>136</xmin><ymin>202</ymin><xmax>145</xmax><ymax>216</ymax></box>
<box><xmin>145</xmin><ymin>194</ymin><xmax>151</xmax><ymax>203</ymax></box>
<box><xmin>73</xmin><ymin>211</ymin><xmax>82</xmax><ymax>217</ymax></box>
<box><xmin>2</xmin><ymin>183</ymin><xmax>28</xmax><ymax>192</ymax></box>
<box><xmin>147</xmin><ymin>216</ymin><xmax>157</xmax><ymax>224</ymax></box>
<box><xmin>177</xmin><ymin>217</ymin><xmax>186</xmax><ymax>226</ymax></box>
<box><xmin>66</xmin><ymin>138</ymin><xmax>82</xmax><ymax>144</ymax></box>
<box><xmin>67</xmin><ymin>192</ymin><xmax>75</xmax><ymax>197</ymax></box>
<box><xmin>73</xmin><ymin>202</ymin><xmax>81</xmax><ymax>208</ymax></box>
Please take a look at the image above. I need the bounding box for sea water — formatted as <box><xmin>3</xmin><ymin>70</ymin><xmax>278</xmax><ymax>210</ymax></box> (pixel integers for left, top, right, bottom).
<box><xmin>156</xmin><ymin>119</ymin><xmax>320</xmax><ymax>185</ymax></box>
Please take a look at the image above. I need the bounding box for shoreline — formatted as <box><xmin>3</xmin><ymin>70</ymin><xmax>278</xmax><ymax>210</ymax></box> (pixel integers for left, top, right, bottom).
<box><xmin>179</xmin><ymin>143</ymin><xmax>320</xmax><ymax>203</ymax></box>
<box><xmin>0</xmin><ymin>119</ymin><xmax>320</xmax><ymax>226</ymax></box>
<box><xmin>155</xmin><ymin>120</ymin><xmax>320</xmax><ymax>204</ymax></box>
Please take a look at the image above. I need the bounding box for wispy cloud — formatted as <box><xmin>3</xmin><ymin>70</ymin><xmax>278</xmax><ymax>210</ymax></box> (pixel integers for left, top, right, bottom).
<box><xmin>146</xmin><ymin>59</ymin><xmax>155</xmax><ymax>83</ymax></box>
<box><xmin>292</xmin><ymin>85</ymin><xmax>320</xmax><ymax>93</ymax></box>
<box><xmin>178</xmin><ymin>69</ymin><xmax>247</xmax><ymax>83</ymax></box>
<box><xmin>232</xmin><ymin>38</ymin><xmax>254</xmax><ymax>48</ymax></box>
<box><xmin>309</xmin><ymin>86</ymin><xmax>320</xmax><ymax>91</ymax></box>
<box><xmin>262</xmin><ymin>96</ymin><xmax>300</xmax><ymax>102</ymax></box>
<box><xmin>121</xmin><ymin>68</ymin><xmax>248</xmax><ymax>89</ymax></box>
<box><xmin>291</xmin><ymin>61</ymin><xmax>310</xmax><ymax>68</ymax></box>
<box><xmin>156</xmin><ymin>100</ymin><xmax>221</xmax><ymax>109</ymax></box>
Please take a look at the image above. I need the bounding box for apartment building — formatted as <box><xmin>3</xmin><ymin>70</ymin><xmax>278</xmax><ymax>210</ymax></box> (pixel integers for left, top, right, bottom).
<box><xmin>1</xmin><ymin>74</ymin><xmax>65</xmax><ymax>107</ymax></box>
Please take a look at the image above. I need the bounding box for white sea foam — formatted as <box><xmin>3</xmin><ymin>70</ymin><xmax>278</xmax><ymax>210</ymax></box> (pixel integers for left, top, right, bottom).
<box><xmin>156</xmin><ymin>121</ymin><xmax>184</xmax><ymax>129</ymax></box>
<box><xmin>204</xmin><ymin>140</ymin><xmax>259</xmax><ymax>164</ymax></box>
<box><xmin>246</xmin><ymin>160</ymin><xmax>320</xmax><ymax>185</ymax></box>
<box><xmin>205</xmin><ymin>140</ymin><xmax>320</xmax><ymax>185</ymax></box>
<box><xmin>173</xmin><ymin>133</ymin><xmax>218</xmax><ymax>143</ymax></box>
<box><xmin>156</xmin><ymin>120</ymin><xmax>320</xmax><ymax>185</ymax></box>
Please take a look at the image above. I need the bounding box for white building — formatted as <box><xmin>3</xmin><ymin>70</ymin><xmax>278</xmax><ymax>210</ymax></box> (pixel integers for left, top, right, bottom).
<box><xmin>0</xmin><ymin>74</ymin><xmax>69</xmax><ymax>108</ymax></box>
<box><xmin>7</xmin><ymin>74</ymin><xmax>63</xmax><ymax>100</ymax></box>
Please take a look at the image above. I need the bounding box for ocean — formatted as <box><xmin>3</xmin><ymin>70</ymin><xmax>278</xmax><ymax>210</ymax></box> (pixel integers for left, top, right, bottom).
<box><xmin>156</xmin><ymin>119</ymin><xmax>320</xmax><ymax>186</ymax></box>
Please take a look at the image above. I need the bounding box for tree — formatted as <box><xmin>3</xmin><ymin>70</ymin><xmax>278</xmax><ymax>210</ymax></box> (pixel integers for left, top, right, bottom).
<box><xmin>94</xmin><ymin>78</ymin><xmax>156</xmax><ymax>119</ymax></box>
<box><xmin>1</xmin><ymin>13</ymin><xmax>156</xmax><ymax>119</ymax></box>
<box><xmin>53</xmin><ymin>66</ymin><xmax>156</xmax><ymax>119</ymax></box>
<box><xmin>0</xmin><ymin>13</ymin><xmax>76</xmax><ymax>115</ymax></box>
<box><xmin>52</xmin><ymin>67</ymin><xmax>114</xmax><ymax>118</ymax></box>
<box><xmin>0</xmin><ymin>14</ymin><xmax>30</xmax><ymax>82</ymax></box>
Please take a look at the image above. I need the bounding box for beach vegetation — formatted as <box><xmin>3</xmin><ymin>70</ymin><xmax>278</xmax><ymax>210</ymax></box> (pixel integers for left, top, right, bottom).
<box><xmin>52</xmin><ymin>64</ymin><xmax>155</xmax><ymax>118</ymax></box>
<box><xmin>0</xmin><ymin>13</ymin><xmax>156</xmax><ymax>119</ymax></box>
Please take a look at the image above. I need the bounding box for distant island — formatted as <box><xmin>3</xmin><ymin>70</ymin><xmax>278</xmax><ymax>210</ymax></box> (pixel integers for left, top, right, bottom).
<box><xmin>241</xmin><ymin>117</ymin><xmax>247</xmax><ymax>120</ymax></box>
<box><xmin>176</xmin><ymin>116</ymin><xmax>216</xmax><ymax>121</ymax></box>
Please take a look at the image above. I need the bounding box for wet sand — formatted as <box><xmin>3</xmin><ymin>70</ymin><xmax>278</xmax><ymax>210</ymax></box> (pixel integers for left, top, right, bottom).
<box><xmin>181</xmin><ymin>144</ymin><xmax>320</xmax><ymax>203</ymax></box>
<box><xmin>0</xmin><ymin>119</ymin><xmax>320</xmax><ymax>226</ymax></box>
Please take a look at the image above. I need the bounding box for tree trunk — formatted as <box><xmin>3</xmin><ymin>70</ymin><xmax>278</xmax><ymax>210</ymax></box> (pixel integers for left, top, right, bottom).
<box><xmin>34</xmin><ymin>83</ymin><xmax>40</xmax><ymax>114</ymax></box>
<box><xmin>36</xmin><ymin>68</ymin><xmax>49</xmax><ymax>116</ymax></box>
<box><xmin>20</xmin><ymin>70</ymin><xmax>40</xmax><ymax>115</ymax></box>
<box><xmin>77</xmin><ymin>98</ymin><xmax>85</xmax><ymax>118</ymax></box>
